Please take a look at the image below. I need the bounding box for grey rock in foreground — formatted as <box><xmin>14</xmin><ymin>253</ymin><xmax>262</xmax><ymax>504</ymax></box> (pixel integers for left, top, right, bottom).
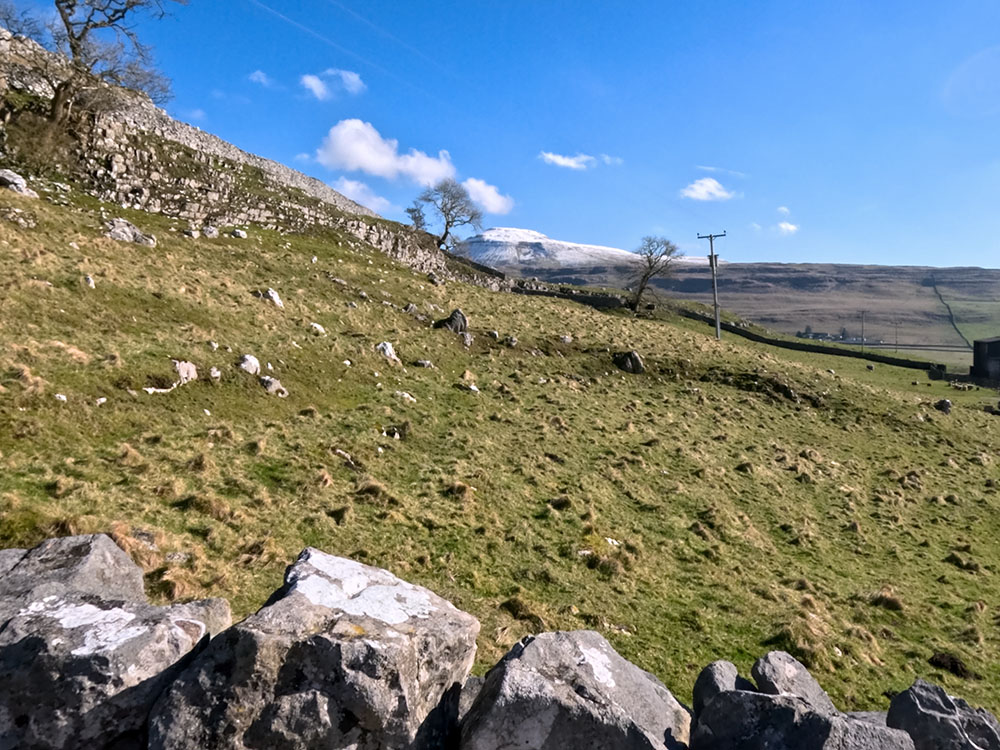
<box><xmin>691</xmin><ymin>691</ymin><xmax>914</xmax><ymax>750</ymax></box>
<box><xmin>693</xmin><ymin>660</ymin><xmax>755</xmax><ymax>718</ymax></box>
<box><xmin>751</xmin><ymin>650</ymin><xmax>837</xmax><ymax>715</ymax></box>
<box><xmin>460</xmin><ymin>630</ymin><xmax>691</xmax><ymax>750</ymax></box>
<box><xmin>104</xmin><ymin>217</ymin><xmax>157</xmax><ymax>247</ymax></box>
<box><xmin>433</xmin><ymin>308</ymin><xmax>468</xmax><ymax>334</ymax></box>
<box><xmin>149</xmin><ymin>548</ymin><xmax>480</xmax><ymax>750</ymax></box>
<box><xmin>887</xmin><ymin>679</ymin><xmax>1000</xmax><ymax>750</ymax></box>
<box><xmin>0</xmin><ymin>533</ymin><xmax>145</xmax><ymax>622</ymax></box>
<box><xmin>613</xmin><ymin>350</ymin><xmax>644</xmax><ymax>374</ymax></box>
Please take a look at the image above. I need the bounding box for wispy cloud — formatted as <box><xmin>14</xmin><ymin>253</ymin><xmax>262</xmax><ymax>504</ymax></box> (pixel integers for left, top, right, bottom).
<box><xmin>463</xmin><ymin>178</ymin><xmax>514</xmax><ymax>214</ymax></box>
<box><xmin>316</xmin><ymin>119</ymin><xmax>455</xmax><ymax>186</ymax></box>
<box><xmin>600</xmin><ymin>154</ymin><xmax>624</xmax><ymax>166</ymax></box>
<box><xmin>750</xmin><ymin>222</ymin><xmax>762</xmax><ymax>231</ymax></box>
<box><xmin>301</xmin><ymin>68</ymin><xmax>366</xmax><ymax>100</ymax></box>
<box><xmin>539</xmin><ymin>151</ymin><xmax>596</xmax><ymax>170</ymax></box>
<box><xmin>777</xmin><ymin>205</ymin><xmax>790</xmax><ymax>215</ymax></box>
<box><xmin>185</xmin><ymin>108</ymin><xmax>206</xmax><ymax>122</ymax></box>
<box><xmin>680</xmin><ymin>177</ymin><xmax>736</xmax><ymax>201</ymax></box>
<box><xmin>697</xmin><ymin>165</ymin><xmax>747</xmax><ymax>178</ymax></box>
<box><xmin>333</xmin><ymin>177</ymin><xmax>392</xmax><ymax>213</ymax></box>
<box><xmin>777</xmin><ymin>221</ymin><xmax>799</xmax><ymax>235</ymax></box>
<box><xmin>249</xmin><ymin>70</ymin><xmax>274</xmax><ymax>87</ymax></box>
<box><xmin>293</xmin><ymin>153</ymin><xmax>311</xmax><ymax>162</ymax></box>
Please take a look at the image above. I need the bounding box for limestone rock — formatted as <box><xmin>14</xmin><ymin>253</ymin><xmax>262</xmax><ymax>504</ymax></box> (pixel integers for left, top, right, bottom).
<box><xmin>461</xmin><ymin>630</ymin><xmax>691</xmax><ymax>750</ymax></box>
<box><xmin>238</xmin><ymin>354</ymin><xmax>261</xmax><ymax>375</ymax></box>
<box><xmin>0</xmin><ymin>548</ymin><xmax>26</xmax><ymax>577</ymax></box>
<box><xmin>173</xmin><ymin>359</ymin><xmax>198</xmax><ymax>385</ymax></box>
<box><xmin>263</xmin><ymin>287</ymin><xmax>284</xmax><ymax>308</ymax></box>
<box><xmin>202</xmin><ymin>225</ymin><xmax>219</xmax><ymax>239</ymax></box>
<box><xmin>104</xmin><ymin>217</ymin><xmax>157</xmax><ymax>247</ymax></box>
<box><xmin>149</xmin><ymin>549</ymin><xmax>480</xmax><ymax>749</ymax></box>
<box><xmin>887</xmin><ymin>679</ymin><xmax>1000</xmax><ymax>750</ymax></box>
<box><xmin>0</xmin><ymin>594</ymin><xmax>230</xmax><ymax>750</ymax></box>
<box><xmin>691</xmin><ymin>691</ymin><xmax>914</xmax><ymax>750</ymax></box>
<box><xmin>751</xmin><ymin>650</ymin><xmax>837</xmax><ymax>715</ymax></box>
<box><xmin>232</xmin><ymin>228</ymin><xmax>248</xmax><ymax>239</ymax></box>
<box><xmin>433</xmin><ymin>308</ymin><xmax>468</xmax><ymax>334</ymax></box>
<box><xmin>0</xmin><ymin>168</ymin><xmax>38</xmax><ymax>198</ymax></box>
<box><xmin>693</xmin><ymin>660</ymin><xmax>756</xmax><ymax>718</ymax></box>
<box><xmin>934</xmin><ymin>399</ymin><xmax>953</xmax><ymax>415</ymax></box>
<box><xmin>260</xmin><ymin>376</ymin><xmax>288</xmax><ymax>397</ymax></box>
<box><xmin>613</xmin><ymin>350</ymin><xmax>644</xmax><ymax>374</ymax></box>
<box><xmin>377</xmin><ymin>341</ymin><xmax>401</xmax><ymax>364</ymax></box>
<box><xmin>0</xmin><ymin>534</ymin><xmax>145</xmax><ymax>623</ymax></box>
<box><xmin>462</xmin><ymin>332</ymin><xmax>474</xmax><ymax>348</ymax></box>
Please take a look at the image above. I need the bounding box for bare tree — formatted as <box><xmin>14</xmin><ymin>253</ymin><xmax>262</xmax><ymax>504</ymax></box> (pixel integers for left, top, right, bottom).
<box><xmin>10</xmin><ymin>0</ymin><xmax>185</xmax><ymax>124</ymax></box>
<box><xmin>409</xmin><ymin>178</ymin><xmax>483</xmax><ymax>252</ymax></box>
<box><xmin>630</xmin><ymin>235</ymin><xmax>681</xmax><ymax>312</ymax></box>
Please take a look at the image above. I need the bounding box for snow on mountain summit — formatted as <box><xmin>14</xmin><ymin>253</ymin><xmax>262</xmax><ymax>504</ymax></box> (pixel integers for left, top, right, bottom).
<box><xmin>463</xmin><ymin>227</ymin><xmax>640</xmax><ymax>270</ymax></box>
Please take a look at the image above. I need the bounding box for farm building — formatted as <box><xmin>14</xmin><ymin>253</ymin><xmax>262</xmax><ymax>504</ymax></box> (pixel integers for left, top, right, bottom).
<box><xmin>971</xmin><ymin>336</ymin><xmax>1000</xmax><ymax>382</ymax></box>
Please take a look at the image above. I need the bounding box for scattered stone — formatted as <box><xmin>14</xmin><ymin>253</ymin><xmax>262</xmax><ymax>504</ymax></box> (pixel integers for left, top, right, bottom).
<box><xmin>934</xmin><ymin>399</ymin><xmax>952</xmax><ymax>415</ymax></box>
<box><xmin>309</xmin><ymin>322</ymin><xmax>326</xmax><ymax>335</ymax></box>
<box><xmin>559</xmin><ymin>335</ymin><xmax>573</xmax><ymax>344</ymax></box>
<box><xmin>202</xmin><ymin>226</ymin><xmax>219</xmax><ymax>239</ymax></box>
<box><xmin>403</xmin><ymin>303</ymin><xmax>418</xmax><ymax>314</ymax></box>
<box><xmin>95</xmin><ymin>397</ymin><xmax>107</xmax><ymax>406</ymax></box>
<box><xmin>84</xmin><ymin>274</ymin><xmax>96</xmax><ymax>289</ymax></box>
<box><xmin>693</xmin><ymin>660</ymin><xmax>756</xmax><ymax>718</ymax></box>
<box><xmin>462</xmin><ymin>333</ymin><xmax>474</xmax><ymax>348</ymax></box>
<box><xmin>692</xmin><ymin>691</ymin><xmax>914</xmax><ymax>749</ymax></box>
<box><xmin>0</xmin><ymin>168</ymin><xmax>38</xmax><ymax>198</ymax></box>
<box><xmin>231</xmin><ymin>228</ymin><xmax>248</xmax><ymax>239</ymax></box>
<box><xmin>209</xmin><ymin>341</ymin><xmax>219</xmax><ymax>351</ymax></box>
<box><xmin>503</xmin><ymin>335</ymin><xmax>518</xmax><ymax>348</ymax></box>
<box><xmin>462</xmin><ymin>630</ymin><xmax>691</xmax><ymax>750</ymax></box>
<box><xmin>311</xmin><ymin>255</ymin><xmax>317</xmax><ymax>263</ymax></box>
<box><xmin>433</xmin><ymin>308</ymin><xmax>468</xmax><ymax>334</ymax></box>
<box><xmin>376</xmin><ymin>341</ymin><xmax>401</xmax><ymax>364</ymax></box>
<box><xmin>427</xmin><ymin>271</ymin><xmax>443</xmax><ymax>286</ymax></box>
<box><xmin>396</xmin><ymin>390</ymin><xmax>417</xmax><ymax>404</ymax></box>
<box><xmin>347</xmin><ymin>301</ymin><xmax>358</xmax><ymax>308</ymax></box>
<box><xmin>488</xmin><ymin>330</ymin><xmax>500</xmax><ymax>340</ymax></box>
<box><xmin>262</xmin><ymin>287</ymin><xmax>284</xmax><ymax>309</ymax></box>
<box><xmin>238</xmin><ymin>354</ymin><xmax>261</xmax><ymax>375</ymax></box>
<box><xmin>887</xmin><ymin>679</ymin><xmax>1000</xmax><ymax>750</ymax></box>
<box><xmin>260</xmin><ymin>376</ymin><xmax>288</xmax><ymax>397</ymax></box>
<box><xmin>414</xmin><ymin>360</ymin><xmax>434</xmax><ymax>368</ymax></box>
<box><xmin>104</xmin><ymin>218</ymin><xmax>156</xmax><ymax>247</ymax></box>
<box><xmin>148</xmin><ymin>549</ymin><xmax>479</xmax><ymax>749</ymax></box>
<box><xmin>867</xmin><ymin>364</ymin><xmax>875</xmax><ymax>371</ymax></box>
<box><xmin>54</xmin><ymin>393</ymin><xmax>67</xmax><ymax>402</ymax></box>
<box><xmin>0</xmin><ymin>205</ymin><xmax>37</xmax><ymax>227</ymax></box>
<box><xmin>209</xmin><ymin>367</ymin><xmax>221</xmax><ymax>381</ymax></box>
<box><xmin>173</xmin><ymin>359</ymin><xmax>198</xmax><ymax>385</ymax></box>
<box><xmin>613</xmin><ymin>350</ymin><xmax>645</xmax><ymax>374</ymax></box>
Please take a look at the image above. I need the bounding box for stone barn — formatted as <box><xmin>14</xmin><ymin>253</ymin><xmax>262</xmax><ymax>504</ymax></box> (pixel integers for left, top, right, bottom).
<box><xmin>971</xmin><ymin>336</ymin><xmax>1000</xmax><ymax>382</ymax></box>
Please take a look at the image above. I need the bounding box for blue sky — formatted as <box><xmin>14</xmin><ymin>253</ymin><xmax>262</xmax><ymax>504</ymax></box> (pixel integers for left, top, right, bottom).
<box><xmin>33</xmin><ymin>1</ymin><xmax>1000</xmax><ymax>265</ymax></box>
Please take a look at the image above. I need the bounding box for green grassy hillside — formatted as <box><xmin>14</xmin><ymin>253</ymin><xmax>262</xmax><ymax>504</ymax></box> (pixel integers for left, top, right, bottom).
<box><xmin>3</xmin><ymin>188</ymin><xmax>1000</xmax><ymax>713</ymax></box>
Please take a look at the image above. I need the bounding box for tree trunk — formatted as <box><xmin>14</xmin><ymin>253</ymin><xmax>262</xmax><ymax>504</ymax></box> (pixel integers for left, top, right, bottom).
<box><xmin>47</xmin><ymin>79</ymin><xmax>75</xmax><ymax>125</ymax></box>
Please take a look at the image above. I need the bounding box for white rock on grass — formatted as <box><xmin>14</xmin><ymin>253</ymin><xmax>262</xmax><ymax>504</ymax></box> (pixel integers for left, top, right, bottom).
<box><xmin>263</xmin><ymin>288</ymin><xmax>284</xmax><ymax>309</ymax></box>
<box><xmin>84</xmin><ymin>275</ymin><xmax>95</xmax><ymax>289</ymax></box>
<box><xmin>376</xmin><ymin>341</ymin><xmax>401</xmax><ymax>364</ymax></box>
<box><xmin>0</xmin><ymin>168</ymin><xmax>38</xmax><ymax>198</ymax></box>
<box><xmin>148</xmin><ymin>549</ymin><xmax>479</xmax><ymax>750</ymax></box>
<box><xmin>238</xmin><ymin>354</ymin><xmax>261</xmax><ymax>375</ymax></box>
<box><xmin>172</xmin><ymin>360</ymin><xmax>198</xmax><ymax>385</ymax></box>
<box><xmin>104</xmin><ymin>218</ymin><xmax>156</xmax><ymax>247</ymax></box>
<box><xmin>260</xmin><ymin>376</ymin><xmax>289</xmax><ymax>397</ymax></box>
<box><xmin>395</xmin><ymin>390</ymin><xmax>417</xmax><ymax>404</ymax></box>
<box><xmin>309</xmin><ymin>322</ymin><xmax>326</xmax><ymax>335</ymax></box>
<box><xmin>202</xmin><ymin>226</ymin><xmax>219</xmax><ymax>239</ymax></box>
<box><xmin>232</xmin><ymin>229</ymin><xmax>248</xmax><ymax>239</ymax></box>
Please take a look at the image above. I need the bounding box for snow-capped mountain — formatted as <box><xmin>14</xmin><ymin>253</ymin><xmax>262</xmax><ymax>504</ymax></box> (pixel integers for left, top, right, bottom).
<box><xmin>462</xmin><ymin>227</ymin><xmax>709</xmax><ymax>271</ymax></box>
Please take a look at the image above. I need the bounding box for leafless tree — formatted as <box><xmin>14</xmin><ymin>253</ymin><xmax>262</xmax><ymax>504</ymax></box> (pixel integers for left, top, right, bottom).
<box><xmin>9</xmin><ymin>0</ymin><xmax>185</xmax><ymax>124</ymax></box>
<box><xmin>0</xmin><ymin>1</ymin><xmax>42</xmax><ymax>37</ymax></box>
<box><xmin>409</xmin><ymin>178</ymin><xmax>483</xmax><ymax>252</ymax></box>
<box><xmin>630</xmin><ymin>235</ymin><xmax>681</xmax><ymax>312</ymax></box>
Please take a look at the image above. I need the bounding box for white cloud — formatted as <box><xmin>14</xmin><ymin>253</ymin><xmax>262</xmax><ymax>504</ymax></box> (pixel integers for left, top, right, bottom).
<box><xmin>600</xmin><ymin>154</ymin><xmax>624</xmax><ymax>166</ymax></box>
<box><xmin>249</xmin><ymin>70</ymin><xmax>273</xmax><ymax>87</ymax></box>
<box><xmin>680</xmin><ymin>177</ymin><xmax>736</xmax><ymax>201</ymax></box>
<box><xmin>777</xmin><ymin>221</ymin><xmax>799</xmax><ymax>235</ymax></box>
<box><xmin>293</xmin><ymin>153</ymin><xmax>311</xmax><ymax>162</ymax></box>
<box><xmin>300</xmin><ymin>74</ymin><xmax>330</xmax><ymax>100</ymax></box>
<box><xmin>696</xmin><ymin>165</ymin><xmax>747</xmax><ymax>178</ymax></box>
<box><xmin>777</xmin><ymin>205</ymin><xmax>790</xmax><ymax>215</ymax></box>
<box><xmin>333</xmin><ymin>177</ymin><xmax>392</xmax><ymax>213</ymax></box>
<box><xmin>324</xmin><ymin>68</ymin><xmax>366</xmax><ymax>95</ymax></box>
<box><xmin>316</xmin><ymin>119</ymin><xmax>455</xmax><ymax>186</ymax></box>
<box><xmin>750</xmin><ymin>222</ymin><xmax>762</xmax><ymax>231</ymax></box>
<box><xmin>186</xmin><ymin>108</ymin><xmax>206</xmax><ymax>122</ymax></box>
<box><xmin>462</xmin><ymin>178</ymin><xmax>514</xmax><ymax>214</ymax></box>
<box><xmin>539</xmin><ymin>151</ymin><xmax>596</xmax><ymax>170</ymax></box>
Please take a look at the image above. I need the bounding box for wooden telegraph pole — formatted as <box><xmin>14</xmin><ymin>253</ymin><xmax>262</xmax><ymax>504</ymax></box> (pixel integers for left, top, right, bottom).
<box><xmin>698</xmin><ymin>231</ymin><xmax>726</xmax><ymax>340</ymax></box>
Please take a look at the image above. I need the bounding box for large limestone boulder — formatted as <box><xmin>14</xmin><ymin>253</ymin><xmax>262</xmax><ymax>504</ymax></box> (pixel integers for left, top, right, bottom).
<box><xmin>613</xmin><ymin>350</ymin><xmax>644</xmax><ymax>374</ymax></box>
<box><xmin>149</xmin><ymin>548</ymin><xmax>480</xmax><ymax>749</ymax></box>
<box><xmin>751</xmin><ymin>651</ymin><xmax>837</xmax><ymax>715</ymax></box>
<box><xmin>0</xmin><ymin>533</ymin><xmax>145</xmax><ymax>622</ymax></box>
<box><xmin>0</xmin><ymin>535</ymin><xmax>230</xmax><ymax>750</ymax></box>
<box><xmin>887</xmin><ymin>679</ymin><xmax>1000</xmax><ymax>750</ymax></box>
<box><xmin>460</xmin><ymin>630</ymin><xmax>691</xmax><ymax>750</ymax></box>
<box><xmin>692</xmin><ymin>660</ymin><xmax>755</xmax><ymax>718</ymax></box>
<box><xmin>0</xmin><ymin>168</ymin><xmax>38</xmax><ymax>198</ymax></box>
<box><xmin>691</xmin><ymin>691</ymin><xmax>914</xmax><ymax>750</ymax></box>
<box><xmin>433</xmin><ymin>308</ymin><xmax>468</xmax><ymax>334</ymax></box>
<box><xmin>0</xmin><ymin>595</ymin><xmax>229</xmax><ymax>750</ymax></box>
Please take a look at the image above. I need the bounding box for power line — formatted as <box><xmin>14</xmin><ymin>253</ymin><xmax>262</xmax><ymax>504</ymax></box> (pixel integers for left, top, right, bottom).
<box><xmin>697</xmin><ymin>231</ymin><xmax>726</xmax><ymax>340</ymax></box>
